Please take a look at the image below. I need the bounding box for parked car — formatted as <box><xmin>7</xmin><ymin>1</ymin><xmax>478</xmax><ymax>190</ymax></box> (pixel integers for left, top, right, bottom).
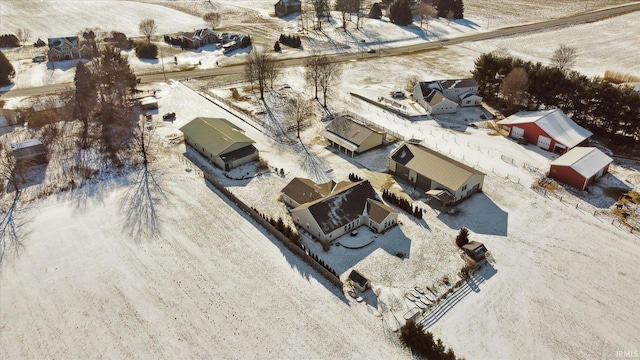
<box><xmin>32</xmin><ymin>55</ymin><xmax>46</xmax><ymax>63</ymax></box>
<box><xmin>350</xmin><ymin>230</ymin><xmax>358</xmax><ymax>236</ymax></box>
<box><xmin>162</xmin><ymin>112</ymin><xmax>176</xmax><ymax>121</ymax></box>
<box><xmin>367</xmin><ymin>49</ymin><xmax>376</xmax><ymax>54</ymax></box>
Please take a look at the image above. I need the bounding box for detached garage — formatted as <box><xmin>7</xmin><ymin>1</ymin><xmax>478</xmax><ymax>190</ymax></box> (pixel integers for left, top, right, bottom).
<box><xmin>497</xmin><ymin>109</ymin><xmax>592</xmax><ymax>153</ymax></box>
<box><xmin>549</xmin><ymin>147</ymin><xmax>613</xmax><ymax>190</ymax></box>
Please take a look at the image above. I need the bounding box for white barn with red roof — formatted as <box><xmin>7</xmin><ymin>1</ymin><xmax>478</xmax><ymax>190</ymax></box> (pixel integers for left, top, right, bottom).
<box><xmin>497</xmin><ymin>109</ymin><xmax>593</xmax><ymax>153</ymax></box>
<box><xmin>549</xmin><ymin>147</ymin><xmax>613</xmax><ymax>190</ymax></box>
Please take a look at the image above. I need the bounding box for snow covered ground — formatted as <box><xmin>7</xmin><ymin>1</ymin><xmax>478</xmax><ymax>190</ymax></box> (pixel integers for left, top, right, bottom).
<box><xmin>1</xmin><ymin>1</ymin><xmax>640</xmax><ymax>359</ymax></box>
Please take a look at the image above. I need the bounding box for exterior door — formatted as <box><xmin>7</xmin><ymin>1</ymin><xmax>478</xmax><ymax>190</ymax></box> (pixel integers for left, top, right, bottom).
<box><xmin>395</xmin><ymin>163</ymin><xmax>410</xmax><ymax>181</ymax></box>
<box><xmin>511</xmin><ymin>126</ymin><xmax>524</xmax><ymax>139</ymax></box>
<box><xmin>416</xmin><ymin>173</ymin><xmax>432</xmax><ymax>190</ymax></box>
<box><xmin>537</xmin><ymin>135</ymin><xmax>551</xmax><ymax>150</ymax></box>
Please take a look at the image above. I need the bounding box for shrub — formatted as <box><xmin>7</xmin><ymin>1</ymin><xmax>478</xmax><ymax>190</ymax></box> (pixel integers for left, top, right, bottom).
<box><xmin>368</xmin><ymin>3</ymin><xmax>383</xmax><ymax>19</ymax></box>
<box><xmin>455</xmin><ymin>227</ymin><xmax>469</xmax><ymax>248</ymax></box>
<box><xmin>278</xmin><ymin>34</ymin><xmax>301</xmax><ymax>48</ymax></box>
<box><xmin>389</xmin><ymin>0</ymin><xmax>413</xmax><ymax>26</ymax></box>
<box><xmin>135</xmin><ymin>42</ymin><xmax>158</xmax><ymax>59</ymax></box>
<box><xmin>0</xmin><ymin>34</ymin><xmax>20</xmax><ymax>48</ymax></box>
<box><xmin>112</xmin><ymin>31</ymin><xmax>134</xmax><ymax>50</ymax></box>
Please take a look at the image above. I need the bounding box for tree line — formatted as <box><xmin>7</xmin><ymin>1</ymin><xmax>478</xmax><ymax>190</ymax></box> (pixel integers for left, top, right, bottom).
<box><xmin>472</xmin><ymin>52</ymin><xmax>640</xmax><ymax>144</ymax></box>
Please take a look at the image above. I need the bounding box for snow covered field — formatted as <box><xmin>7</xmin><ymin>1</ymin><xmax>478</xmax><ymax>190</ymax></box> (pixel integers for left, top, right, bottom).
<box><xmin>1</xmin><ymin>1</ymin><xmax>640</xmax><ymax>359</ymax></box>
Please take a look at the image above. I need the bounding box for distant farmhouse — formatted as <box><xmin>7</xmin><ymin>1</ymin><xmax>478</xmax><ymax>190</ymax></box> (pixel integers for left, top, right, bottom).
<box><xmin>497</xmin><ymin>109</ymin><xmax>592</xmax><ymax>153</ymax></box>
<box><xmin>180</xmin><ymin>117</ymin><xmax>259</xmax><ymax>171</ymax></box>
<box><xmin>282</xmin><ymin>178</ymin><xmax>398</xmax><ymax>244</ymax></box>
<box><xmin>549</xmin><ymin>147</ymin><xmax>613</xmax><ymax>190</ymax></box>
<box><xmin>10</xmin><ymin>139</ymin><xmax>48</xmax><ymax>166</ymax></box>
<box><xmin>274</xmin><ymin>0</ymin><xmax>302</xmax><ymax>17</ymax></box>
<box><xmin>389</xmin><ymin>142</ymin><xmax>485</xmax><ymax>205</ymax></box>
<box><xmin>321</xmin><ymin>115</ymin><xmax>385</xmax><ymax>156</ymax></box>
<box><xmin>181</xmin><ymin>28</ymin><xmax>219</xmax><ymax>49</ymax></box>
<box><xmin>413</xmin><ymin>78</ymin><xmax>482</xmax><ymax>115</ymax></box>
<box><xmin>47</xmin><ymin>36</ymin><xmax>91</xmax><ymax>61</ymax></box>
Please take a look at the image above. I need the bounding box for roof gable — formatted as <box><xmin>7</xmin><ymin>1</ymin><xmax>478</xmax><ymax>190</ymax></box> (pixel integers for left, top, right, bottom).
<box><xmin>325</xmin><ymin>116</ymin><xmax>381</xmax><ymax>146</ymax></box>
<box><xmin>281</xmin><ymin>178</ymin><xmax>336</xmax><ymax>205</ymax></box>
<box><xmin>551</xmin><ymin>147</ymin><xmax>613</xmax><ymax>178</ymax></box>
<box><xmin>497</xmin><ymin>109</ymin><xmax>592</xmax><ymax>148</ymax></box>
<box><xmin>391</xmin><ymin>143</ymin><xmax>484</xmax><ymax>191</ymax></box>
<box><xmin>300</xmin><ymin>180</ymin><xmax>387</xmax><ymax>234</ymax></box>
<box><xmin>179</xmin><ymin>117</ymin><xmax>255</xmax><ymax>156</ymax></box>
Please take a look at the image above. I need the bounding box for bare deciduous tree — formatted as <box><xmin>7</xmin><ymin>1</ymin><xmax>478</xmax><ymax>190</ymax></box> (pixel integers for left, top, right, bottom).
<box><xmin>310</xmin><ymin>0</ymin><xmax>330</xmax><ymax>30</ymax></box>
<box><xmin>501</xmin><ymin>67</ymin><xmax>529</xmax><ymax>110</ymax></box>
<box><xmin>14</xmin><ymin>28</ymin><xmax>31</xmax><ymax>46</ymax></box>
<box><xmin>245</xmin><ymin>48</ymin><xmax>279</xmax><ymax>100</ymax></box>
<box><xmin>139</xmin><ymin>18</ymin><xmax>157</xmax><ymax>44</ymax></box>
<box><xmin>551</xmin><ymin>44</ymin><xmax>578</xmax><ymax>71</ymax></box>
<box><xmin>287</xmin><ymin>93</ymin><xmax>313</xmax><ymax>139</ymax></box>
<box><xmin>203</xmin><ymin>12</ymin><xmax>221</xmax><ymax>29</ymax></box>
<box><xmin>417</xmin><ymin>3</ymin><xmax>437</xmax><ymax>31</ymax></box>
<box><xmin>317</xmin><ymin>56</ymin><xmax>342</xmax><ymax>108</ymax></box>
<box><xmin>304</xmin><ymin>55</ymin><xmax>322</xmax><ymax>100</ymax></box>
<box><xmin>446</xmin><ymin>9</ymin><xmax>455</xmax><ymax>25</ymax></box>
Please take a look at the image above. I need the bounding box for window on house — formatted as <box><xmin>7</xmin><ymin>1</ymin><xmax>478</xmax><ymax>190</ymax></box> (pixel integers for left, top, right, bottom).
<box><xmin>462</xmin><ymin>184</ymin><xmax>467</xmax><ymax>191</ymax></box>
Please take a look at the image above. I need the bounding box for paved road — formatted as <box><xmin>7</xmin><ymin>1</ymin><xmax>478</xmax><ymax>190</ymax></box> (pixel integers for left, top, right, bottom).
<box><xmin>3</xmin><ymin>2</ymin><xmax>640</xmax><ymax>98</ymax></box>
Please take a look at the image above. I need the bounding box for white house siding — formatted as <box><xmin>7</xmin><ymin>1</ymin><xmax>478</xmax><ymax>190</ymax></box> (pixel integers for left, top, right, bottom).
<box><xmin>292</xmin><ymin>208</ymin><xmax>323</xmax><ymax>241</ymax></box>
<box><xmin>282</xmin><ymin>194</ymin><xmax>301</xmax><ymax>208</ymax></box>
<box><xmin>430</xmin><ymin>99</ymin><xmax>458</xmax><ymax>115</ymax></box>
<box><xmin>358</xmin><ymin>133</ymin><xmax>384</xmax><ymax>153</ymax></box>
<box><xmin>450</xmin><ymin>173</ymin><xmax>484</xmax><ymax>202</ymax></box>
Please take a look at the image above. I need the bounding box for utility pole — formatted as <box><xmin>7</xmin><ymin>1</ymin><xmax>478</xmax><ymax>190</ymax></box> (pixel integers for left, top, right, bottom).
<box><xmin>160</xmin><ymin>47</ymin><xmax>166</xmax><ymax>82</ymax></box>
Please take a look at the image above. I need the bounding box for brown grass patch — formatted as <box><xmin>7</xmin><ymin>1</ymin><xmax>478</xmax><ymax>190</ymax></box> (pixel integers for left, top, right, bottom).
<box><xmin>604</xmin><ymin>70</ymin><xmax>640</xmax><ymax>84</ymax></box>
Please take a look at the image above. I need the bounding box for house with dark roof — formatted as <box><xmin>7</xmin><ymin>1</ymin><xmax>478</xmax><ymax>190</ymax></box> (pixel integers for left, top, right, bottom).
<box><xmin>497</xmin><ymin>109</ymin><xmax>592</xmax><ymax>153</ymax></box>
<box><xmin>10</xmin><ymin>139</ymin><xmax>47</xmax><ymax>166</ymax></box>
<box><xmin>549</xmin><ymin>147</ymin><xmax>613</xmax><ymax>190</ymax></box>
<box><xmin>181</xmin><ymin>28</ymin><xmax>219</xmax><ymax>49</ymax></box>
<box><xmin>284</xmin><ymin>178</ymin><xmax>398</xmax><ymax>244</ymax></box>
<box><xmin>321</xmin><ymin>115</ymin><xmax>385</xmax><ymax>156</ymax></box>
<box><xmin>389</xmin><ymin>142</ymin><xmax>485</xmax><ymax>205</ymax></box>
<box><xmin>47</xmin><ymin>36</ymin><xmax>91</xmax><ymax>61</ymax></box>
<box><xmin>180</xmin><ymin>117</ymin><xmax>259</xmax><ymax>171</ymax></box>
<box><xmin>275</xmin><ymin>0</ymin><xmax>302</xmax><ymax>17</ymax></box>
<box><xmin>439</xmin><ymin>79</ymin><xmax>480</xmax><ymax>104</ymax></box>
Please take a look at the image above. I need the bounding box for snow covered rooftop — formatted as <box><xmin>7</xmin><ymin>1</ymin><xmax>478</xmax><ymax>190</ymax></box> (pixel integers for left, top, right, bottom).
<box><xmin>550</xmin><ymin>147</ymin><xmax>613</xmax><ymax>178</ymax></box>
<box><xmin>497</xmin><ymin>109</ymin><xmax>593</xmax><ymax>148</ymax></box>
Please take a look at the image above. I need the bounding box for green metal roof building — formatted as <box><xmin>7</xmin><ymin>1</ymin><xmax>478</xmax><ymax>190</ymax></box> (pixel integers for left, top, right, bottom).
<box><xmin>180</xmin><ymin>117</ymin><xmax>258</xmax><ymax>171</ymax></box>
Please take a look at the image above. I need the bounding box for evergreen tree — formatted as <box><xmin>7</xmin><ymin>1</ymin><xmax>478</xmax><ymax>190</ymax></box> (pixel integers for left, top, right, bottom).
<box><xmin>389</xmin><ymin>0</ymin><xmax>413</xmax><ymax>26</ymax></box>
<box><xmin>274</xmin><ymin>41</ymin><xmax>281</xmax><ymax>52</ymax></box>
<box><xmin>368</xmin><ymin>2</ymin><xmax>383</xmax><ymax>19</ymax></box>
<box><xmin>456</xmin><ymin>227</ymin><xmax>469</xmax><ymax>248</ymax></box>
<box><xmin>0</xmin><ymin>51</ymin><xmax>15</xmax><ymax>86</ymax></box>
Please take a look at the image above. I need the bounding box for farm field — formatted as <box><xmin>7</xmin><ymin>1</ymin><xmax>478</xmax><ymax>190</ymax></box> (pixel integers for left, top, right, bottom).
<box><xmin>1</xmin><ymin>0</ymin><xmax>640</xmax><ymax>359</ymax></box>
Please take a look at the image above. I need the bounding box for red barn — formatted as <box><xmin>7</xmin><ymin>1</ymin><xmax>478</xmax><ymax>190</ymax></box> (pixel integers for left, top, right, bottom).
<box><xmin>497</xmin><ymin>109</ymin><xmax>592</xmax><ymax>153</ymax></box>
<box><xmin>549</xmin><ymin>147</ymin><xmax>613</xmax><ymax>190</ymax></box>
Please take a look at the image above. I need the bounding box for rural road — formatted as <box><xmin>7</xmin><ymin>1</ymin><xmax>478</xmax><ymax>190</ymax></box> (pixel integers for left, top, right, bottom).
<box><xmin>3</xmin><ymin>2</ymin><xmax>640</xmax><ymax>98</ymax></box>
